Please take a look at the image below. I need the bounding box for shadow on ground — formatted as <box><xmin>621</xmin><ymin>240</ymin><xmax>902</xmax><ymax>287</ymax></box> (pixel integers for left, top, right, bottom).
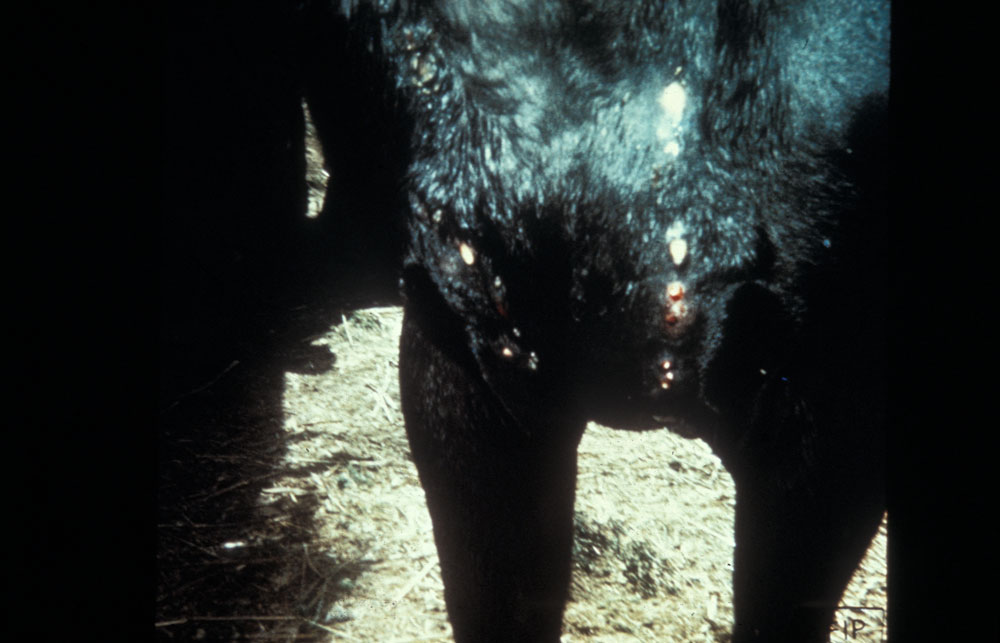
<box><xmin>160</xmin><ymin>4</ymin><xmax>404</xmax><ymax>636</ymax></box>
<box><xmin>156</xmin><ymin>260</ymin><xmax>402</xmax><ymax>641</ymax></box>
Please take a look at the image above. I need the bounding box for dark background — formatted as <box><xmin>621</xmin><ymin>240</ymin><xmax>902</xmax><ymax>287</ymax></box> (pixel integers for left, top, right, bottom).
<box><xmin>39</xmin><ymin>1</ymin><xmax>982</xmax><ymax>640</ymax></box>
<box><xmin>152</xmin><ymin>2</ymin><xmax>959</xmax><ymax>641</ymax></box>
<box><xmin>157</xmin><ymin>2</ymin><xmax>406</xmax><ymax>639</ymax></box>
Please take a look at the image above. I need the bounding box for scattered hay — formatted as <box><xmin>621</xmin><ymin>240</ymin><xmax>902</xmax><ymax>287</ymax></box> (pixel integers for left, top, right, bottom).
<box><xmin>157</xmin><ymin>306</ymin><xmax>886</xmax><ymax>642</ymax></box>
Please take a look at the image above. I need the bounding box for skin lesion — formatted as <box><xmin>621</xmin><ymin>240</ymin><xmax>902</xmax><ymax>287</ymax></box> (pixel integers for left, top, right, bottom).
<box><xmin>656</xmin><ymin>81</ymin><xmax>688</xmax><ymax>158</ymax></box>
<box><xmin>669</xmin><ymin>238</ymin><xmax>688</xmax><ymax>266</ymax></box>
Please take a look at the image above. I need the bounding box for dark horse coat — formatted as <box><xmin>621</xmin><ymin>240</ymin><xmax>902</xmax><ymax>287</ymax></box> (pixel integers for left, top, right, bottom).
<box><xmin>315</xmin><ymin>1</ymin><xmax>888</xmax><ymax>640</ymax></box>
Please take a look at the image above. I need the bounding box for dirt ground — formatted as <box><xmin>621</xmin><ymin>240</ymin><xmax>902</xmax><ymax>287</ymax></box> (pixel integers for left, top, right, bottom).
<box><xmin>157</xmin><ymin>305</ymin><xmax>886</xmax><ymax>642</ymax></box>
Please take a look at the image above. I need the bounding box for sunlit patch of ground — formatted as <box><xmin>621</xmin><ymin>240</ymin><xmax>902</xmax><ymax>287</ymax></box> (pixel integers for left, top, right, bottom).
<box><xmin>272</xmin><ymin>306</ymin><xmax>886</xmax><ymax>642</ymax></box>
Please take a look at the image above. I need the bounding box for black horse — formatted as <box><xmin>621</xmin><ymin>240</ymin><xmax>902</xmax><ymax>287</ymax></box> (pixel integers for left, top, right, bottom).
<box><xmin>312</xmin><ymin>1</ymin><xmax>888</xmax><ymax>640</ymax></box>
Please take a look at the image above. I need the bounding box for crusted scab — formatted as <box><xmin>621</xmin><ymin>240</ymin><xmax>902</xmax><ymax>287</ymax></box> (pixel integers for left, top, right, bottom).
<box><xmin>665</xmin><ymin>300</ymin><xmax>688</xmax><ymax>325</ymax></box>
<box><xmin>656</xmin><ymin>81</ymin><xmax>686</xmax><ymax>160</ymax></box>
<box><xmin>491</xmin><ymin>276</ymin><xmax>509</xmax><ymax>317</ymax></box>
<box><xmin>658</xmin><ymin>358</ymin><xmax>675</xmax><ymax>389</ymax></box>
<box><xmin>459</xmin><ymin>242</ymin><xmax>475</xmax><ymax>265</ymax></box>
<box><xmin>669</xmin><ymin>238</ymin><xmax>688</xmax><ymax>266</ymax></box>
<box><xmin>409</xmin><ymin>51</ymin><xmax>439</xmax><ymax>92</ymax></box>
<box><xmin>410</xmin><ymin>193</ymin><xmax>444</xmax><ymax>225</ymax></box>
<box><xmin>496</xmin><ymin>338</ymin><xmax>538</xmax><ymax>372</ymax></box>
<box><xmin>658</xmin><ymin>82</ymin><xmax>686</xmax><ymax>124</ymax></box>
<box><xmin>665</xmin><ymin>281</ymin><xmax>687</xmax><ymax>325</ymax></box>
<box><xmin>665</xmin><ymin>222</ymin><xmax>689</xmax><ymax>267</ymax></box>
<box><xmin>659</xmin><ymin>359</ymin><xmax>674</xmax><ymax>390</ymax></box>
